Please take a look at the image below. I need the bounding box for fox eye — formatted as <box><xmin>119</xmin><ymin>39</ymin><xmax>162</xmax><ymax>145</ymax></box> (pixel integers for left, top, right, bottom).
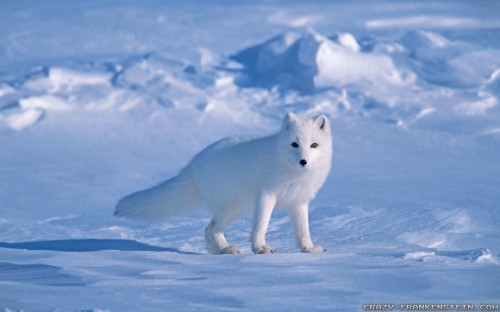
<box><xmin>291</xmin><ymin>142</ymin><xmax>299</xmax><ymax>148</ymax></box>
<box><xmin>311</xmin><ymin>143</ymin><xmax>319</xmax><ymax>148</ymax></box>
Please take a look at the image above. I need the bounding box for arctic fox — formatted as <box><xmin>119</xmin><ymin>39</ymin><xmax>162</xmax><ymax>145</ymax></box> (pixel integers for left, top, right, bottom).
<box><xmin>114</xmin><ymin>112</ymin><xmax>332</xmax><ymax>254</ymax></box>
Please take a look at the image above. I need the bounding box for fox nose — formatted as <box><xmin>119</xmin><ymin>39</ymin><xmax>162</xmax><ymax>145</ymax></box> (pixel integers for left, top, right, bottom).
<box><xmin>300</xmin><ymin>159</ymin><xmax>307</xmax><ymax>166</ymax></box>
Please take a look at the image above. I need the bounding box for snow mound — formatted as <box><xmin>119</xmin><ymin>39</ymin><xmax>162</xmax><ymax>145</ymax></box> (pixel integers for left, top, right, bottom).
<box><xmin>1</xmin><ymin>29</ymin><xmax>499</xmax><ymax>133</ymax></box>
<box><xmin>0</xmin><ymin>52</ymin><xmax>275</xmax><ymax>132</ymax></box>
<box><xmin>0</xmin><ymin>108</ymin><xmax>44</xmax><ymax>131</ymax></box>
<box><xmin>393</xmin><ymin>30</ymin><xmax>500</xmax><ymax>89</ymax></box>
<box><xmin>231</xmin><ymin>28</ymin><xmax>414</xmax><ymax>94</ymax></box>
<box><xmin>229</xmin><ymin>28</ymin><xmax>500</xmax><ymax>127</ymax></box>
<box><xmin>400</xmin><ymin>29</ymin><xmax>451</xmax><ymax>49</ymax></box>
<box><xmin>404</xmin><ymin>248</ymin><xmax>496</xmax><ymax>264</ymax></box>
<box><xmin>0</xmin><ymin>64</ymin><xmax>134</xmax><ymax>130</ymax></box>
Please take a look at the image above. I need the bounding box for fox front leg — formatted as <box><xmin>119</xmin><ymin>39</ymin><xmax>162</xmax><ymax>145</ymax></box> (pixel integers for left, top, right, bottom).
<box><xmin>289</xmin><ymin>202</ymin><xmax>325</xmax><ymax>253</ymax></box>
<box><xmin>251</xmin><ymin>193</ymin><xmax>277</xmax><ymax>254</ymax></box>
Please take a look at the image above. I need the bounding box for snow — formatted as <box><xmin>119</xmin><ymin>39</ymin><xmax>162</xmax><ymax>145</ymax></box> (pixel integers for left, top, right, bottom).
<box><xmin>1</xmin><ymin>0</ymin><xmax>500</xmax><ymax>311</ymax></box>
<box><xmin>365</xmin><ymin>15</ymin><xmax>482</xmax><ymax>29</ymax></box>
<box><xmin>232</xmin><ymin>28</ymin><xmax>413</xmax><ymax>96</ymax></box>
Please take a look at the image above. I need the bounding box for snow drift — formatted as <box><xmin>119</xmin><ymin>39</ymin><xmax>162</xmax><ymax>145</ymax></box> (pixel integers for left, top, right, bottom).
<box><xmin>231</xmin><ymin>28</ymin><xmax>414</xmax><ymax>95</ymax></box>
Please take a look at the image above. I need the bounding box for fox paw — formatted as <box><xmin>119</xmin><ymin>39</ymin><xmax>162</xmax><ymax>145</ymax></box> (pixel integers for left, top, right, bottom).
<box><xmin>252</xmin><ymin>245</ymin><xmax>277</xmax><ymax>254</ymax></box>
<box><xmin>220</xmin><ymin>245</ymin><xmax>240</xmax><ymax>254</ymax></box>
<box><xmin>302</xmin><ymin>245</ymin><xmax>326</xmax><ymax>253</ymax></box>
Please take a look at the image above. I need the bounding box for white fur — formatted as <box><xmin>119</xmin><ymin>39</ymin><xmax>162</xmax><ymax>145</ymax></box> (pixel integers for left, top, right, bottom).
<box><xmin>114</xmin><ymin>113</ymin><xmax>333</xmax><ymax>254</ymax></box>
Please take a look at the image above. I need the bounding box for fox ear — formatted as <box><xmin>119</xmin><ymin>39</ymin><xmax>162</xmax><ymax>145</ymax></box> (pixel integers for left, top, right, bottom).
<box><xmin>314</xmin><ymin>114</ymin><xmax>329</xmax><ymax>131</ymax></box>
<box><xmin>282</xmin><ymin>112</ymin><xmax>297</xmax><ymax>131</ymax></box>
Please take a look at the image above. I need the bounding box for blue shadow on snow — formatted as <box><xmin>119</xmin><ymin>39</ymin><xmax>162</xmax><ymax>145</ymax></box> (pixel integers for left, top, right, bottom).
<box><xmin>0</xmin><ymin>239</ymin><xmax>198</xmax><ymax>255</ymax></box>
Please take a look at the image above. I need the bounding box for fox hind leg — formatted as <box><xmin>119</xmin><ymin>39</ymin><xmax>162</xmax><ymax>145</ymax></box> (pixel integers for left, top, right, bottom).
<box><xmin>205</xmin><ymin>218</ymin><xmax>240</xmax><ymax>255</ymax></box>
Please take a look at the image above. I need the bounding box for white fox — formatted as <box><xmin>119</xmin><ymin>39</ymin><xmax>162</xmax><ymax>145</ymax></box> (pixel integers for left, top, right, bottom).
<box><xmin>114</xmin><ymin>112</ymin><xmax>332</xmax><ymax>254</ymax></box>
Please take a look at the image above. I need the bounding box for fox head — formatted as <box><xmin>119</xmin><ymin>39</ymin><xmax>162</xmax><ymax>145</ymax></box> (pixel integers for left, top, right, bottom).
<box><xmin>279</xmin><ymin>112</ymin><xmax>332</xmax><ymax>171</ymax></box>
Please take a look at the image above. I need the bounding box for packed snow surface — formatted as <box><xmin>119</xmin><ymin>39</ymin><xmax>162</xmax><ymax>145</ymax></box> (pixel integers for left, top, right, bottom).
<box><xmin>1</xmin><ymin>0</ymin><xmax>499</xmax><ymax>311</ymax></box>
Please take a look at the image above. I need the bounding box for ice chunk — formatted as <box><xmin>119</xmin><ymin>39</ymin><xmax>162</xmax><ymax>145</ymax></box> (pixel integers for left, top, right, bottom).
<box><xmin>5</xmin><ymin>108</ymin><xmax>44</xmax><ymax>130</ymax></box>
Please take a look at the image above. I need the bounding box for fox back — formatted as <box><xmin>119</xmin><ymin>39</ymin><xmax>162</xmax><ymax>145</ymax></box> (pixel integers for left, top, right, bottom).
<box><xmin>187</xmin><ymin>113</ymin><xmax>332</xmax><ymax>208</ymax></box>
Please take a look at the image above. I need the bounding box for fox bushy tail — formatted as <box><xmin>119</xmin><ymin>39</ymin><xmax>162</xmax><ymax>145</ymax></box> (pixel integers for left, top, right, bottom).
<box><xmin>114</xmin><ymin>168</ymin><xmax>202</xmax><ymax>221</ymax></box>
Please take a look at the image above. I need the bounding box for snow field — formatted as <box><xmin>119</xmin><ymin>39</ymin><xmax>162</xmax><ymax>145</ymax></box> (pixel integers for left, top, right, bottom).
<box><xmin>1</xmin><ymin>1</ymin><xmax>500</xmax><ymax>311</ymax></box>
